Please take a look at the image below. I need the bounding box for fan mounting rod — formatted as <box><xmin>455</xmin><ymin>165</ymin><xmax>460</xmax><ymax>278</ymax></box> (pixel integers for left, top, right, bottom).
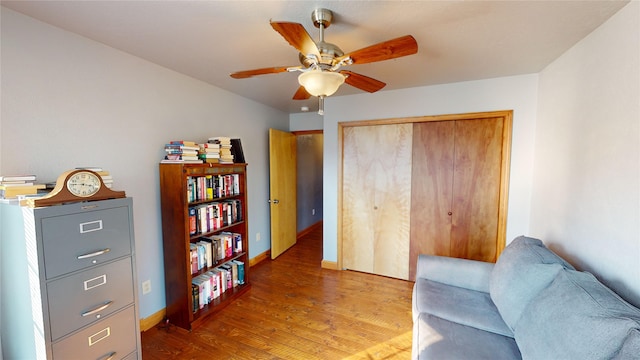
<box><xmin>312</xmin><ymin>8</ymin><xmax>333</xmax><ymax>43</ymax></box>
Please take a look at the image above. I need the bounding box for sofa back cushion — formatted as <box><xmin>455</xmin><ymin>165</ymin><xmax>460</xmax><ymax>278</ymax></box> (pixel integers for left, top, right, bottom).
<box><xmin>489</xmin><ymin>236</ymin><xmax>574</xmax><ymax>330</ymax></box>
<box><xmin>515</xmin><ymin>269</ymin><xmax>640</xmax><ymax>359</ymax></box>
<box><xmin>614</xmin><ymin>329</ymin><xmax>640</xmax><ymax>359</ymax></box>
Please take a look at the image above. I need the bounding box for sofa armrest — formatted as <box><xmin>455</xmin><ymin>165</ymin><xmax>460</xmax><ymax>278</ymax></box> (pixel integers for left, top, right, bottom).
<box><xmin>416</xmin><ymin>254</ymin><xmax>494</xmax><ymax>293</ymax></box>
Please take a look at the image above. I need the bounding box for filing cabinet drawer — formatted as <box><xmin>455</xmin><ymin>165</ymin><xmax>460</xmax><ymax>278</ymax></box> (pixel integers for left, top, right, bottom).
<box><xmin>47</xmin><ymin>257</ymin><xmax>134</xmax><ymax>341</ymax></box>
<box><xmin>52</xmin><ymin>306</ymin><xmax>137</xmax><ymax>360</ymax></box>
<box><xmin>41</xmin><ymin>205</ymin><xmax>132</xmax><ymax>279</ymax></box>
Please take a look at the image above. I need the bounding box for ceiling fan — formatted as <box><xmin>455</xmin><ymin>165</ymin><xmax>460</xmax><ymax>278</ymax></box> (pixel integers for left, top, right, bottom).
<box><xmin>230</xmin><ymin>8</ymin><xmax>418</xmax><ymax>114</ymax></box>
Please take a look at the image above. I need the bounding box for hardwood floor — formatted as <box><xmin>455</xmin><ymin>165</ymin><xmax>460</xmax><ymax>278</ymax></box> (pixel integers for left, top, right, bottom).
<box><xmin>141</xmin><ymin>225</ymin><xmax>415</xmax><ymax>359</ymax></box>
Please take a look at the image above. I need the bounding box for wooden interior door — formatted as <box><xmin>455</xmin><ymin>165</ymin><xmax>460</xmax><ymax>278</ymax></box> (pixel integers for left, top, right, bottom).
<box><xmin>409</xmin><ymin>121</ymin><xmax>455</xmax><ymax>279</ymax></box>
<box><xmin>269</xmin><ymin>129</ymin><xmax>297</xmax><ymax>259</ymax></box>
<box><xmin>450</xmin><ymin>117</ymin><xmax>503</xmax><ymax>261</ymax></box>
<box><xmin>409</xmin><ymin>116</ymin><xmax>506</xmax><ymax>279</ymax></box>
<box><xmin>342</xmin><ymin>123</ymin><xmax>413</xmax><ymax>279</ymax></box>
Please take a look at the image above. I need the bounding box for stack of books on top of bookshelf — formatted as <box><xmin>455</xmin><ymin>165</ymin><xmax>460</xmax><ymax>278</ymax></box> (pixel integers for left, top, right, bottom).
<box><xmin>208</xmin><ymin>137</ymin><xmax>233</xmax><ymax>164</ymax></box>
<box><xmin>0</xmin><ymin>174</ymin><xmax>45</xmax><ymax>200</ymax></box>
<box><xmin>162</xmin><ymin>141</ymin><xmax>203</xmax><ymax>164</ymax></box>
<box><xmin>198</xmin><ymin>142</ymin><xmax>220</xmax><ymax>163</ymax></box>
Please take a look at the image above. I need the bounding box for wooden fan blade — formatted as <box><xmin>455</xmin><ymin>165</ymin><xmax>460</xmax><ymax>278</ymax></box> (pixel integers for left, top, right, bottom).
<box><xmin>230</xmin><ymin>66</ymin><xmax>291</xmax><ymax>79</ymax></box>
<box><xmin>341</xmin><ymin>70</ymin><xmax>386</xmax><ymax>93</ymax></box>
<box><xmin>293</xmin><ymin>86</ymin><xmax>311</xmax><ymax>100</ymax></box>
<box><xmin>270</xmin><ymin>21</ymin><xmax>321</xmax><ymax>58</ymax></box>
<box><xmin>340</xmin><ymin>35</ymin><xmax>418</xmax><ymax>65</ymax></box>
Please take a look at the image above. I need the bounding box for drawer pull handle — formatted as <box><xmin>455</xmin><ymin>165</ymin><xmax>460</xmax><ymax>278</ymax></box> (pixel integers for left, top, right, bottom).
<box><xmin>77</xmin><ymin>248</ymin><xmax>111</xmax><ymax>260</ymax></box>
<box><xmin>99</xmin><ymin>351</ymin><xmax>116</xmax><ymax>360</ymax></box>
<box><xmin>82</xmin><ymin>300</ymin><xmax>113</xmax><ymax>317</ymax></box>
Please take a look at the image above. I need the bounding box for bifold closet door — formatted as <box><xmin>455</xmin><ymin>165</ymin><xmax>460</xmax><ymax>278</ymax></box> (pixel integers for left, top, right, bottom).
<box><xmin>409</xmin><ymin>117</ymin><xmax>504</xmax><ymax>279</ymax></box>
<box><xmin>342</xmin><ymin>123</ymin><xmax>413</xmax><ymax>279</ymax></box>
<box><xmin>410</xmin><ymin>121</ymin><xmax>456</xmax><ymax>268</ymax></box>
<box><xmin>450</xmin><ymin>118</ymin><xmax>503</xmax><ymax>261</ymax></box>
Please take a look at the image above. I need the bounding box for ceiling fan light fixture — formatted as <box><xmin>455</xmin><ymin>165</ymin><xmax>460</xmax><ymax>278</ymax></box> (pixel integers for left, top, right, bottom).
<box><xmin>298</xmin><ymin>69</ymin><xmax>345</xmax><ymax>97</ymax></box>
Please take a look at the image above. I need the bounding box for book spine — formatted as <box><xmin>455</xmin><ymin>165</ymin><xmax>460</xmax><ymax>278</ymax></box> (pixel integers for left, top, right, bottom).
<box><xmin>206</xmin><ymin>175</ymin><xmax>213</xmax><ymax>200</ymax></box>
<box><xmin>189</xmin><ymin>208</ymin><xmax>197</xmax><ymax>235</ymax></box>
<box><xmin>192</xmin><ymin>284</ymin><xmax>199</xmax><ymax>313</ymax></box>
<box><xmin>234</xmin><ymin>261</ymin><xmax>245</xmax><ymax>285</ymax></box>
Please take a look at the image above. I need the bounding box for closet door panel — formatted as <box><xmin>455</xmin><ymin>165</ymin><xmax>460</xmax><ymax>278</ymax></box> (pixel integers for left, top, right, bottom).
<box><xmin>409</xmin><ymin>121</ymin><xmax>455</xmax><ymax>280</ymax></box>
<box><xmin>451</xmin><ymin>117</ymin><xmax>503</xmax><ymax>262</ymax></box>
<box><xmin>342</xmin><ymin>123</ymin><xmax>413</xmax><ymax>279</ymax></box>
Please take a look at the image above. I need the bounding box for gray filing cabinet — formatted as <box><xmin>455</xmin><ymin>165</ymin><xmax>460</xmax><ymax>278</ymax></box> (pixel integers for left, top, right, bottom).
<box><xmin>0</xmin><ymin>197</ymin><xmax>141</xmax><ymax>360</ymax></box>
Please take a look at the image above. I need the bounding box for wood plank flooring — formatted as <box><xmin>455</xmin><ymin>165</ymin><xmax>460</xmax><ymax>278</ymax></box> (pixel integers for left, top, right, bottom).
<box><xmin>141</xmin><ymin>225</ymin><xmax>415</xmax><ymax>359</ymax></box>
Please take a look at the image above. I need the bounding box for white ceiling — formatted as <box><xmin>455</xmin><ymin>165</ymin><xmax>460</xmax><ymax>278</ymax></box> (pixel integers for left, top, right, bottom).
<box><xmin>1</xmin><ymin>0</ymin><xmax>629</xmax><ymax>114</ymax></box>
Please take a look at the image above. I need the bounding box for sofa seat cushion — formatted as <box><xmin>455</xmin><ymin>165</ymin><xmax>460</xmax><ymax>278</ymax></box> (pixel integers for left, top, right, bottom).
<box><xmin>490</xmin><ymin>236</ymin><xmax>575</xmax><ymax>330</ymax></box>
<box><xmin>414</xmin><ymin>278</ymin><xmax>513</xmax><ymax>337</ymax></box>
<box><xmin>413</xmin><ymin>312</ymin><xmax>522</xmax><ymax>360</ymax></box>
<box><xmin>515</xmin><ymin>269</ymin><xmax>640</xmax><ymax>359</ymax></box>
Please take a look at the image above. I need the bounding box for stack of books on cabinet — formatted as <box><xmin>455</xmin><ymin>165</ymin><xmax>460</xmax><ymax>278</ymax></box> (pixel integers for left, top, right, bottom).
<box><xmin>0</xmin><ymin>174</ymin><xmax>45</xmax><ymax>200</ymax></box>
<box><xmin>159</xmin><ymin>161</ymin><xmax>249</xmax><ymax>330</ymax></box>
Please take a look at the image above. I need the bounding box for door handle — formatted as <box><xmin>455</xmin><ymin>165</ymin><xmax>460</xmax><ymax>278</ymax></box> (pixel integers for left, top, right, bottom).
<box><xmin>271</xmin><ymin>199</ymin><xmax>280</xmax><ymax>204</ymax></box>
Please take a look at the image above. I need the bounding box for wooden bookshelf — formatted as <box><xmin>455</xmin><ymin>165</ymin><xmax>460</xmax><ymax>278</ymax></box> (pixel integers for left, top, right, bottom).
<box><xmin>159</xmin><ymin>163</ymin><xmax>250</xmax><ymax>331</ymax></box>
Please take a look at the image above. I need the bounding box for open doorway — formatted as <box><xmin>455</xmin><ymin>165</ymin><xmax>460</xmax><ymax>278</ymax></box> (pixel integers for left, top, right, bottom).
<box><xmin>294</xmin><ymin>131</ymin><xmax>323</xmax><ymax>237</ymax></box>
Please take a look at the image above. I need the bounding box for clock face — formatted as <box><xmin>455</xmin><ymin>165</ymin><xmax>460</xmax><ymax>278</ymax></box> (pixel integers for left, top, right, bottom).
<box><xmin>66</xmin><ymin>171</ymin><xmax>102</xmax><ymax>197</ymax></box>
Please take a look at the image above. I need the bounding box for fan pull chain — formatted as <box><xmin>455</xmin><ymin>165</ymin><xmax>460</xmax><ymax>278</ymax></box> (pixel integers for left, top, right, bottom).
<box><xmin>318</xmin><ymin>96</ymin><xmax>325</xmax><ymax>115</ymax></box>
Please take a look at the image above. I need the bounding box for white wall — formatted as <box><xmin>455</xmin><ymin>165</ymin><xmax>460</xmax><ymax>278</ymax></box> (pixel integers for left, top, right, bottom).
<box><xmin>0</xmin><ymin>7</ymin><xmax>289</xmax><ymax>319</ymax></box>
<box><xmin>290</xmin><ymin>112</ymin><xmax>323</xmax><ymax>131</ymax></box>
<box><xmin>531</xmin><ymin>2</ymin><xmax>640</xmax><ymax>307</ymax></box>
<box><xmin>322</xmin><ymin>74</ymin><xmax>539</xmax><ymax>263</ymax></box>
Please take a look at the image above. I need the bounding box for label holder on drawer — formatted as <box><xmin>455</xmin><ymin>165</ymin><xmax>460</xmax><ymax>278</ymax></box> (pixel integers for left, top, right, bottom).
<box><xmin>84</xmin><ymin>274</ymin><xmax>108</xmax><ymax>291</ymax></box>
<box><xmin>80</xmin><ymin>220</ymin><xmax>103</xmax><ymax>234</ymax></box>
<box><xmin>88</xmin><ymin>326</ymin><xmax>111</xmax><ymax>346</ymax></box>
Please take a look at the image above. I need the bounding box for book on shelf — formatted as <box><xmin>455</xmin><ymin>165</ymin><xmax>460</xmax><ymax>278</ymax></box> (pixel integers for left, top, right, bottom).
<box><xmin>166</xmin><ymin>149</ymin><xmax>198</xmax><ymax>155</ymax></box>
<box><xmin>198</xmin><ymin>154</ymin><xmax>220</xmax><ymax>160</ymax></box>
<box><xmin>74</xmin><ymin>167</ymin><xmax>110</xmax><ymax>176</ymax></box>
<box><xmin>0</xmin><ymin>182</ymin><xmax>35</xmax><ymax>187</ymax></box>
<box><xmin>170</xmin><ymin>140</ymin><xmax>198</xmax><ymax>147</ymax></box>
<box><xmin>208</xmin><ymin>137</ymin><xmax>231</xmax><ymax>145</ymax></box>
<box><xmin>233</xmin><ymin>260</ymin><xmax>245</xmax><ymax>285</ymax></box>
<box><xmin>161</xmin><ymin>159</ymin><xmax>203</xmax><ymax>164</ymax></box>
<box><xmin>210</xmin><ymin>270</ymin><xmax>221</xmax><ymax>299</ymax></box>
<box><xmin>199</xmin><ymin>143</ymin><xmax>220</xmax><ymax>150</ymax></box>
<box><xmin>162</xmin><ymin>154</ymin><xmax>202</xmax><ymax>163</ymax></box>
<box><xmin>229</xmin><ymin>261</ymin><xmax>238</xmax><ymax>287</ymax></box>
<box><xmin>165</xmin><ymin>154</ymin><xmax>199</xmax><ymax>161</ymax></box>
<box><xmin>219</xmin><ymin>264</ymin><xmax>233</xmax><ymax>290</ymax></box>
<box><xmin>0</xmin><ymin>184</ymin><xmax>46</xmax><ymax>199</ymax></box>
<box><xmin>191</xmin><ymin>284</ymin><xmax>199</xmax><ymax>313</ymax></box>
<box><xmin>0</xmin><ymin>175</ymin><xmax>37</xmax><ymax>182</ymax></box>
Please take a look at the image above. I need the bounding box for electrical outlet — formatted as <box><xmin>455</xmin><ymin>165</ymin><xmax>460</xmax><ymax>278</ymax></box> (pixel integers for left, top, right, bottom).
<box><xmin>256</xmin><ymin>232</ymin><xmax>261</xmax><ymax>241</ymax></box>
<box><xmin>142</xmin><ymin>280</ymin><xmax>151</xmax><ymax>295</ymax></box>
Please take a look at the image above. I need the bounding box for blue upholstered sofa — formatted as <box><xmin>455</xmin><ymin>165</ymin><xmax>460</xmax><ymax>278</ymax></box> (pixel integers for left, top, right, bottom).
<box><xmin>412</xmin><ymin>236</ymin><xmax>640</xmax><ymax>359</ymax></box>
